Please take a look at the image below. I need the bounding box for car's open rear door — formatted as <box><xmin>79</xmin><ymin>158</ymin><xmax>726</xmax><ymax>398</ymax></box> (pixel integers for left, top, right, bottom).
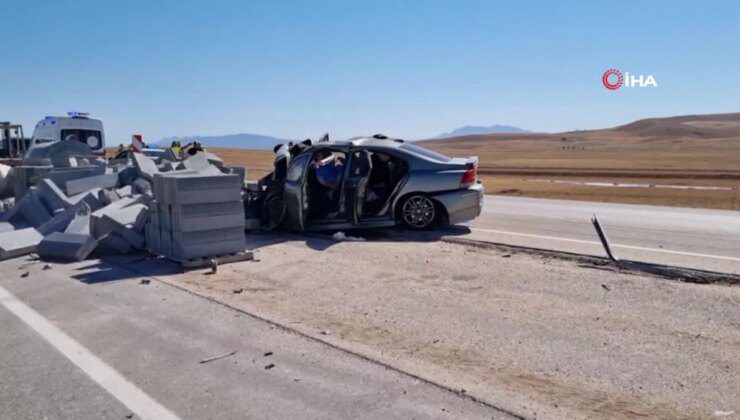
<box><xmin>344</xmin><ymin>149</ymin><xmax>373</xmax><ymax>224</ymax></box>
<box><xmin>283</xmin><ymin>154</ymin><xmax>311</xmax><ymax>231</ymax></box>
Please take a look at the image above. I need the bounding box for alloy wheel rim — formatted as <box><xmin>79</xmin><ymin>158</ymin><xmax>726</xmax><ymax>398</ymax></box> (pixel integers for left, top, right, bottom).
<box><xmin>403</xmin><ymin>196</ymin><xmax>435</xmax><ymax>228</ymax></box>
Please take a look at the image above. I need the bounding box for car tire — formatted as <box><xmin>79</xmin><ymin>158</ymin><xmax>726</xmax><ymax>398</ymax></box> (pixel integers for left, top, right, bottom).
<box><xmin>398</xmin><ymin>194</ymin><xmax>437</xmax><ymax>229</ymax></box>
<box><xmin>263</xmin><ymin>187</ymin><xmax>286</xmax><ymax>231</ymax></box>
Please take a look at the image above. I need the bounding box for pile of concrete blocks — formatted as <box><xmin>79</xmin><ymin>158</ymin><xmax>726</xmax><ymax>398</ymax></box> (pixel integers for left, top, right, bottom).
<box><xmin>0</xmin><ymin>172</ymin><xmax>148</xmax><ymax>261</ymax></box>
<box><xmin>147</xmin><ymin>171</ymin><xmax>246</xmax><ymax>261</ymax></box>
<box><xmin>0</xmin><ymin>145</ymin><xmax>248</xmax><ymax>265</ymax></box>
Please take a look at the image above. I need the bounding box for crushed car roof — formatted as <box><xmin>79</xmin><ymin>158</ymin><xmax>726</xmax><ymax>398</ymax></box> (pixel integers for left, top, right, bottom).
<box><xmin>311</xmin><ymin>135</ymin><xmax>407</xmax><ymax>150</ymax></box>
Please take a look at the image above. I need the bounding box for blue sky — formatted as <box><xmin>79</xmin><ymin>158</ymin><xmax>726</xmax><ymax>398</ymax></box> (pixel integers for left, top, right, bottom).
<box><xmin>1</xmin><ymin>0</ymin><xmax>738</xmax><ymax>143</ymax></box>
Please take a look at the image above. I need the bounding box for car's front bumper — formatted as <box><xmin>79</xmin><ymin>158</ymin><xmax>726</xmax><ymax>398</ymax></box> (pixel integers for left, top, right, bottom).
<box><xmin>434</xmin><ymin>182</ymin><xmax>484</xmax><ymax>225</ymax></box>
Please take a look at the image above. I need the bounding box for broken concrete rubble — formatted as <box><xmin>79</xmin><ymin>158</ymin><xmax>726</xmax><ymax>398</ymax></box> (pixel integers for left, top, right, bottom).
<box><xmin>92</xmin><ymin>204</ymin><xmax>147</xmax><ymax>239</ymax></box>
<box><xmin>117</xmin><ymin>166</ymin><xmax>138</xmax><ymax>186</ymax></box>
<box><xmin>41</xmin><ymin>166</ymin><xmax>106</xmax><ymax>193</ymax></box>
<box><xmin>98</xmin><ymin>188</ymin><xmax>121</xmax><ymax>205</ymax></box>
<box><xmin>131</xmin><ymin>152</ymin><xmax>160</xmax><ymax>181</ymax></box>
<box><xmin>0</xmin><ymin>228</ymin><xmax>43</xmax><ymax>260</ymax></box>
<box><xmin>68</xmin><ymin>188</ymin><xmax>105</xmax><ymax>212</ymax></box>
<box><xmin>18</xmin><ymin>191</ymin><xmax>53</xmax><ymax>227</ymax></box>
<box><xmin>115</xmin><ymin>185</ymin><xmax>132</xmax><ymax>197</ymax></box>
<box><xmin>66</xmin><ymin>173</ymin><xmax>118</xmax><ymax>196</ymax></box>
<box><xmin>37</xmin><ymin>202</ymin><xmax>91</xmax><ymax>236</ymax></box>
<box><xmin>132</xmin><ymin>177</ymin><xmax>152</xmax><ymax>195</ymax></box>
<box><xmin>91</xmin><ymin>196</ymin><xmax>142</xmax><ymax>217</ymax></box>
<box><xmin>37</xmin><ymin>179</ymin><xmax>73</xmax><ymax>211</ymax></box>
<box><xmin>0</xmin><ymin>147</ymin><xmax>251</xmax><ymax>265</ymax></box>
<box><xmin>23</xmin><ymin>140</ymin><xmax>95</xmax><ymax>168</ymax></box>
<box><xmin>120</xmin><ymin>224</ymin><xmax>146</xmax><ymax>249</ymax></box>
<box><xmin>100</xmin><ymin>232</ymin><xmax>132</xmax><ymax>254</ymax></box>
<box><xmin>12</xmin><ymin>165</ymin><xmax>53</xmax><ymax>199</ymax></box>
<box><xmin>37</xmin><ymin>232</ymin><xmax>98</xmax><ymax>262</ymax></box>
<box><xmin>65</xmin><ymin>206</ymin><xmax>92</xmax><ymax>235</ymax></box>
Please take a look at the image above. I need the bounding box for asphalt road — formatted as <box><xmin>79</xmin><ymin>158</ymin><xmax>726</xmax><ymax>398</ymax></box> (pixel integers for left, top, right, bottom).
<box><xmin>465</xmin><ymin>195</ymin><xmax>740</xmax><ymax>274</ymax></box>
<box><xmin>0</xmin><ymin>256</ymin><xmax>511</xmax><ymax>420</ymax></box>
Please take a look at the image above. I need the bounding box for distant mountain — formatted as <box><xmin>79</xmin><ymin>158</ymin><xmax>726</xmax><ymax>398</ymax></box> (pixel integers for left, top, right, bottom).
<box><xmin>158</xmin><ymin>133</ymin><xmax>288</xmax><ymax>150</ymax></box>
<box><xmin>436</xmin><ymin>125</ymin><xmax>529</xmax><ymax>139</ymax></box>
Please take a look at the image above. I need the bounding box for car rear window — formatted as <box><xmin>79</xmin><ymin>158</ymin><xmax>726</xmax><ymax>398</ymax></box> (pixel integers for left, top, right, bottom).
<box><xmin>61</xmin><ymin>129</ymin><xmax>103</xmax><ymax>150</ymax></box>
<box><xmin>400</xmin><ymin>143</ymin><xmax>451</xmax><ymax>162</ymax></box>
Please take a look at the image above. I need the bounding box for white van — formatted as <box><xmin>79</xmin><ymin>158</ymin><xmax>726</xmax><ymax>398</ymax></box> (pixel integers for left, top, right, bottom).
<box><xmin>29</xmin><ymin>112</ymin><xmax>106</xmax><ymax>156</ymax></box>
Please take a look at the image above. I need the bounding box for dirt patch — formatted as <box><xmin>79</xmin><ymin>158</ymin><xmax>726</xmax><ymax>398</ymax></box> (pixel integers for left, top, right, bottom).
<box><xmin>146</xmin><ymin>234</ymin><xmax>740</xmax><ymax>419</ymax></box>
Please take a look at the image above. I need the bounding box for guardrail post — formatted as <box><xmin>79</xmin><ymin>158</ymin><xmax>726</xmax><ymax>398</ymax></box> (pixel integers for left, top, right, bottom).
<box><xmin>591</xmin><ymin>215</ymin><xmax>619</xmax><ymax>262</ymax></box>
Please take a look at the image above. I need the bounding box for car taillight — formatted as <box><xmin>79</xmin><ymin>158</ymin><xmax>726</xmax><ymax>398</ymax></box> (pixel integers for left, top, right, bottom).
<box><xmin>460</xmin><ymin>164</ymin><xmax>476</xmax><ymax>187</ymax></box>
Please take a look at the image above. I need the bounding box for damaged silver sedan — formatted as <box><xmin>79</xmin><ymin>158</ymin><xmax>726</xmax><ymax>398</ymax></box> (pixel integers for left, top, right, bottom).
<box><xmin>245</xmin><ymin>134</ymin><xmax>484</xmax><ymax>231</ymax></box>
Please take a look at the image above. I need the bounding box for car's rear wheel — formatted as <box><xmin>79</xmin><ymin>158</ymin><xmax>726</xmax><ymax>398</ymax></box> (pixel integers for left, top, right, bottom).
<box><xmin>399</xmin><ymin>195</ymin><xmax>437</xmax><ymax>229</ymax></box>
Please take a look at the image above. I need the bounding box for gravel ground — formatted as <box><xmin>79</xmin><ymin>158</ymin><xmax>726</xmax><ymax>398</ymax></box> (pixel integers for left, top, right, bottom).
<box><xmin>147</xmin><ymin>231</ymin><xmax>740</xmax><ymax>419</ymax></box>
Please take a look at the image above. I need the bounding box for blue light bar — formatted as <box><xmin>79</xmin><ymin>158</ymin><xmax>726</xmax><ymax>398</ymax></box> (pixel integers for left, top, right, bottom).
<box><xmin>67</xmin><ymin>111</ymin><xmax>90</xmax><ymax>117</ymax></box>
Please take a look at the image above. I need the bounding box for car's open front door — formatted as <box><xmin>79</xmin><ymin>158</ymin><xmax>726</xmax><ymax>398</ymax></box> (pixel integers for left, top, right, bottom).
<box><xmin>344</xmin><ymin>149</ymin><xmax>373</xmax><ymax>224</ymax></box>
<box><xmin>283</xmin><ymin>153</ymin><xmax>311</xmax><ymax>231</ymax></box>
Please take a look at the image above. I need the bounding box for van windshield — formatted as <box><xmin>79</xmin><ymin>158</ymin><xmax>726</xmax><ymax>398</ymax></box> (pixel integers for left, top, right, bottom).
<box><xmin>61</xmin><ymin>129</ymin><xmax>103</xmax><ymax>150</ymax></box>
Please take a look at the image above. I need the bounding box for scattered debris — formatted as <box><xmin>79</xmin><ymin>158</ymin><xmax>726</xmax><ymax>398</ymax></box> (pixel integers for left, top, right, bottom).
<box><xmin>601</xmin><ymin>284</ymin><xmax>611</xmax><ymax>291</ymax></box>
<box><xmin>232</xmin><ymin>288</ymin><xmax>243</xmax><ymax>294</ymax></box>
<box><xmin>20</xmin><ymin>271</ymin><xmax>29</xmax><ymax>278</ymax></box>
<box><xmin>199</xmin><ymin>350</ymin><xmax>237</xmax><ymax>364</ymax></box>
<box><xmin>263</xmin><ymin>351</ymin><xmax>273</xmax><ymax>357</ymax></box>
<box><xmin>264</xmin><ymin>363</ymin><xmax>275</xmax><ymax>370</ymax></box>
<box><xmin>0</xmin><ymin>144</ymin><xmax>252</xmax><ymax>269</ymax></box>
<box><xmin>715</xmin><ymin>410</ymin><xmax>735</xmax><ymax>417</ymax></box>
<box><xmin>37</xmin><ymin>232</ymin><xmax>98</xmax><ymax>262</ymax></box>
<box><xmin>320</xmin><ymin>329</ymin><xmax>331</xmax><ymax>335</ymax></box>
<box><xmin>0</xmin><ymin>228</ymin><xmax>43</xmax><ymax>260</ymax></box>
<box><xmin>140</xmin><ymin>278</ymin><xmax>151</xmax><ymax>285</ymax></box>
<box><xmin>332</xmin><ymin>231</ymin><xmax>365</xmax><ymax>242</ymax></box>
<box><xmin>179</xmin><ymin>251</ymin><xmax>254</xmax><ymax>269</ymax></box>
<box><xmin>42</xmin><ymin>263</ymin><xmax>52</xmax><ymax>270</ymax></box>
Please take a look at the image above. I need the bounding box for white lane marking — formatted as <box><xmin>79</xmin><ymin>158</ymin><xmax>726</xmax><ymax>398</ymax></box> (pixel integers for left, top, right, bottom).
<box><xmin>470</xmin><ymin>228</ymin><xmax>740</xmax><ymax>262</ymax></box>
<box><xmin>0</xmin><ymin>285</ymin><xmax>180</xmax><ymax>420</ymax></box>
<box><xmin>522</xmin><ymin>178</ymin><xmax>738</xmax><ymax>191</ymax></box>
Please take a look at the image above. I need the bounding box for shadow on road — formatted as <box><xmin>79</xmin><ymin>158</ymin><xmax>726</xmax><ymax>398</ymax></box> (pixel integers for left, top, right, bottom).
<box><xmin>73</xmin><ymin>252</ymin><xmax>181</xmax><ymax>284</ymax></box>
<box><xmin>245</xmin><ymin>226</ymin><xmax>472</xmax><ymax>252</ymax></box>
<box><xmin>69</xmin><ymin>226</ymin><xmax>470</xmax><ymax>284</ymax></box>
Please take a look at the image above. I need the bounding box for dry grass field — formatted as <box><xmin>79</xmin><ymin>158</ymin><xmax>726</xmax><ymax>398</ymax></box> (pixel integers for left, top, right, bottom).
<box><xmin>211</xmin><ymin>113</ymin><xmax>740</xmax><ymax>209</ymax></box>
